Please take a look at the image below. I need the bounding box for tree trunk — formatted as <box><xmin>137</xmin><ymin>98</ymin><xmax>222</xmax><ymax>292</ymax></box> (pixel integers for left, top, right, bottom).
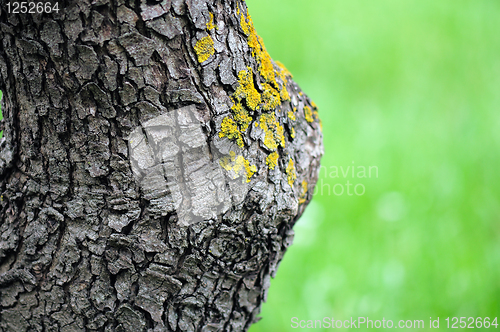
<box><xmin>0</xmin><ymin>0</ymin><xmax>323</xmax><ymax>331</ymax></box>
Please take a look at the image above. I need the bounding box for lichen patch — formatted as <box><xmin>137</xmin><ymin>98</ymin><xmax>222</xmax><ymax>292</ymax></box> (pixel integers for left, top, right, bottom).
<box><xmin>194</xmin><ymin>35</ymin><xmax>215</xmax><ymax>63</ymax></box>
<box><xmin>299</xmin><ymin>180</ymin><xmax>308</xmax><ymax>204</ymax></box>
<box><xmin>304</xmin><ymin>106</ymin><xmax>314</xmax><ymax>123</ymax></box>
<box><xmin>219</xmin><ymin>116</ymin><xmax>244</xmax><ymax>148</ymax></box>
<box><xmin>256</xmin><ymin>113</ymin><xmax>285</xmax><ymax>151</ymax></box>
<box><xmin>262</xmin><ymin>83</ymin><xmax>281</xmax><ymax>111</ymax></box>
<box><xmin>286</xmin><ymin>158</ymin><xmax>297</xmax><ymax>187</ymax></box>
<box><xmin>206</xmin><ymin>12</ymin><xmax>216</xmax><ymax>31</ymax></box>
<box><xmin>219</xmin><ymin>151</ymin><xmax>257</xmax><ymax>183</ymax></box>
<box><xmin>237</xmin><ymin>5</ymin><xmax>290</xmax><ymax>102</ymax></box>
<box><xmin>234</xmin><ymin>67</ymin><xmax>262</xmax><ymax>111</ymax></box>
<box><xmin>266</xmin><ymin>151</ymin><xmax>279</xmax><ymax>170</ymax></box>
<box><xmin>231</xmin><ymin>99</ymin><xmax>252</xmax><ymax>132</ymax></box>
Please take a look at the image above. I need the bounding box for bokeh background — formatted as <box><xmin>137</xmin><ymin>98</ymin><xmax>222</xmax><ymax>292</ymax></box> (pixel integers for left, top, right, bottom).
<box><xmin>246</xmin><ymin>0</ymin><xmax>500</xmax><ymax>331</ymax></box>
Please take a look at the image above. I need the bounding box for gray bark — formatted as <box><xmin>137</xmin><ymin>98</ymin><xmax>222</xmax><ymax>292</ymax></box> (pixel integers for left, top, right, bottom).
<box><xmin>0</xmin><ymin>0</ymin><xmax>323</xmax><ymax>331</ymax></box>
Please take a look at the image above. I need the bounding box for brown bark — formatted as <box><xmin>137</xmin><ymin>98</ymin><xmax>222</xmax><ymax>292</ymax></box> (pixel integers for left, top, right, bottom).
<box><xmin>0</xmin><ymin>0</ymin><xmax>323</xmax><ymax>331</ymax></box>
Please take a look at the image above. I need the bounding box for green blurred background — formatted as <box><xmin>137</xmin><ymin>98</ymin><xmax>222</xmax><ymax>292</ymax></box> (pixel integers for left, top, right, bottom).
<box><xmin>246</xmin><ymin>0</ymin><xmax>500</xmax><ymax>331</ymax></box>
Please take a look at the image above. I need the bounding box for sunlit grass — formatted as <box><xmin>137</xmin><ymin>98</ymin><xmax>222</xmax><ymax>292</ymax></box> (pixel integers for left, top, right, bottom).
<box><xmin>248</xmin><ymin>0</ymin><xmax>500</xmax><ymax>331</ymax></box>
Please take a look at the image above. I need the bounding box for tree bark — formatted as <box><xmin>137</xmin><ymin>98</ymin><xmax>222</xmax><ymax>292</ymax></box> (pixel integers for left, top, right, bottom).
<box><xmin>0</xmin><ymin>0</ymin><xmax>323</xmax><ymax>331</ymax></box>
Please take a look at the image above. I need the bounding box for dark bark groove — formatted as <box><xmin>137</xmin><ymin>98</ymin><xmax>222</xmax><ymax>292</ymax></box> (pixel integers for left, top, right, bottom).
<box><xmin>0</xmin><ymin>0</ymin><xmax>323</xmax><ymax>331</ymax></box>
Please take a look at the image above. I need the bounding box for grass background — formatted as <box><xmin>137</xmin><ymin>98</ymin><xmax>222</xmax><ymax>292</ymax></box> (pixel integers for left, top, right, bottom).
<box><xmin>246</xmin><ymin>0</ymin><xmax>500</xmax><ymax>331</ymax></box>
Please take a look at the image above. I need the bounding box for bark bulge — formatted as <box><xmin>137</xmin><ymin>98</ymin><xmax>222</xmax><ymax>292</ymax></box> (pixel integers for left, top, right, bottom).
<box><xmin>0</xmin><ymin>0</ymin><xmax>323</xmax><ymax>331</ymax></box>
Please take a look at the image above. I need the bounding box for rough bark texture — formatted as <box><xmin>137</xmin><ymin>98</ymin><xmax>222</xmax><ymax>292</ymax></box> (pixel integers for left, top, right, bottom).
<box><xmin>0</xmin><ymin>0</ymin><xmax>323</xmax><ymax>331</ymax></box>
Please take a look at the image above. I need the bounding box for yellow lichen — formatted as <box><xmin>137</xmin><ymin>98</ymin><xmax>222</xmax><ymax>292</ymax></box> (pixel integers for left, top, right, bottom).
<box><xmin>286</xmin><ymin>158</ymin><xmax>297</xmax><ymax>187</ymax></box>
<box><xmin>219</xmin><ymin>151</ymin><xmax>257</xmax><ymax>183</ymax></box>
<box><xmin>299</xmin><ymin>180</ymin><xmax>308</xmax><ymax>204</ymax></box>
<box><xmin>274</xmin><ymin>61</ymin><xmax>291</xmax><ymax>101</ymax></box>
<box><xmin>313</xmin><ymin>110</ymin><xmax>320</xmax><ymax>121</ymax></box>
<box><xmin>194</xmin><ymin>36</ymin><xmax>215</xmax><ymax>63</ymax></box>
<box><xmin>276</xmin><ymin>125</ymin><xmax>285</xmax><ymax>148</ymax></box>
<box><xmin>219</xmin><ymin>153</ymin><xmax>233</xmax><ymax>171</ymax></box>
<box><xmin>258</xmin><ymin>113</ymin><xmax>285</xmax><ymax>151</ymax></box>
<box><xmin>234</xmin><ymin>67</ymin><xmax>261</xmax><ymax>111</ymax></box>
<box><xmin>247</xmin><ymin>163</ymin><xmax>257</xmax><ymax>182</ymax></box>
<box><xmin>238</xmin><ymin>4</ymin><xmax>251</xmax><ymax>36</ymax></box>
<box><xmin>266</xmin><ymin>151</ymin><xmax>279</xmax><ymax>170</ymax></box>
<box><xmin>261</xmin><ymin>83</ymin><xmax>281</xmax><ymax>111</ymax></box>
<box><xmin>275</xmin><ymin>61</ymin><xmax>292</xmax><ymax>78</ymax></box>
<box><xmin>311</xmin><ymin>102</ymin><xmax>320</xmax><ymax>121</ymax></box>
<box><xmin>237</xmin><ymin>156</ymin><xmax>257</xmax><ymax>182</ymax></box>
<box><xmin>207</xmin><ymin>12</ymin><xmax>216</xmax><ymax>30</ymax></box>
<box><xmin>218</xmin><ymin>4</ymin><xmax>309</xmax><ymax>150</ymax></box>
<box><xmin>237</xmin><ymin>5</ymin><xmax>291</xmax><ymax>103</ymax></box>
<box><xmin>304</xmin><ymin>106</ymin><xmax>314</xmax><ymax>123</ymax></box>
<box><xmin>221</xmin><ymin>68</ymin><xmax>260</xmax><ymax>148</ymax></box>
<box><xmin>230</xmin><ymin>99</ymin><xmax>252</xmax><ymax>132</ymax></box>
<box><xmin>253</xmin><ymin>35</ymin><xmax>276</xmax><ymax>84</ymax></box>
<box><xmin>278</xmin><ymin>80</ymin><xmax>290</xmax><ymax>101</ymax></box>
<box><xmin>219</xmin><ymin>116</ymin><xmax>244</xmax><ymax>148</ymax></box>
